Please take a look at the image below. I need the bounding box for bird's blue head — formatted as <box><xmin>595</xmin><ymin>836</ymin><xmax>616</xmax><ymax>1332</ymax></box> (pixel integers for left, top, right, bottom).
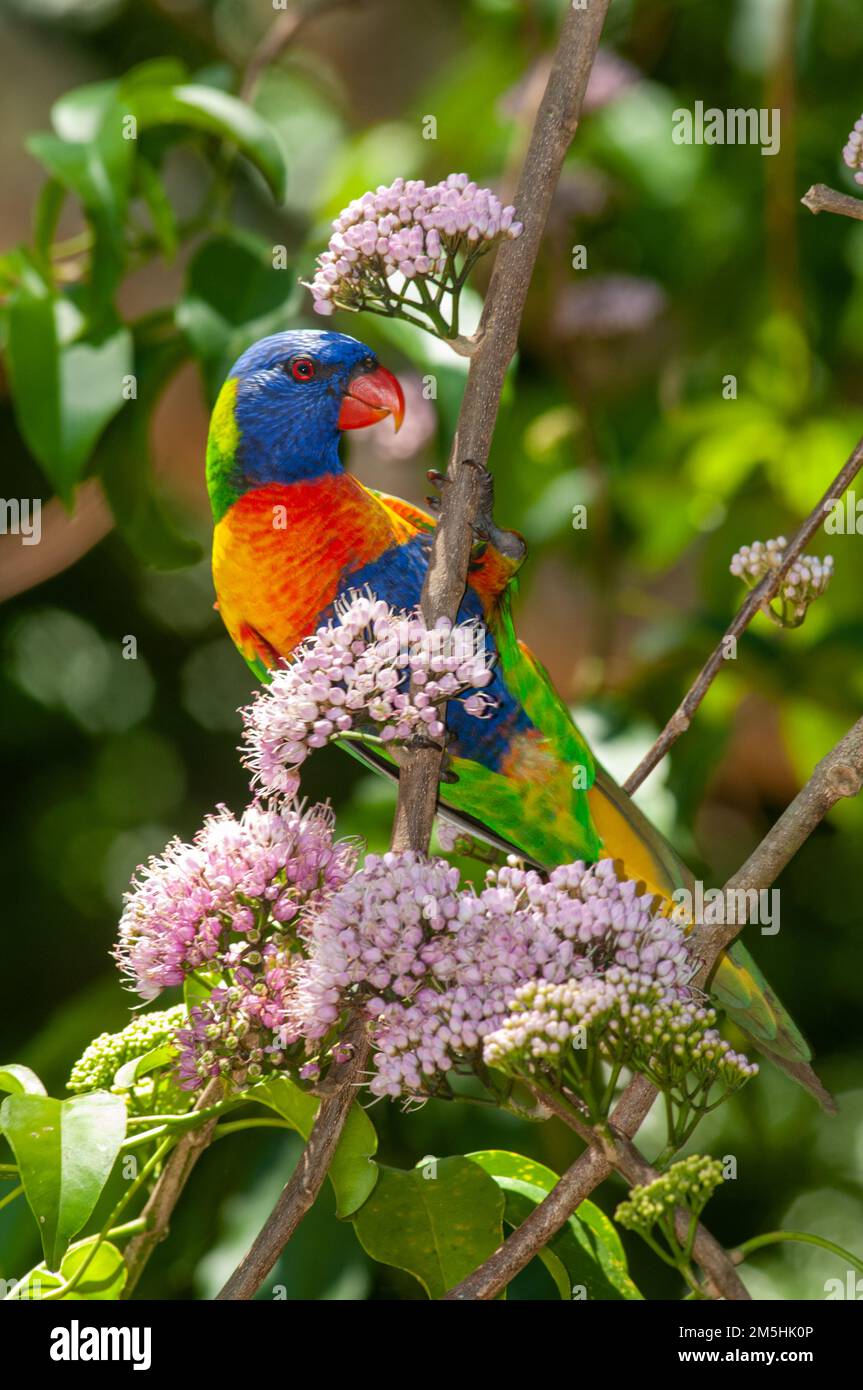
<box><xmin>219</xmin><ymin>329</ymin><xmax>405</xmax><ymax>492</ymax></box>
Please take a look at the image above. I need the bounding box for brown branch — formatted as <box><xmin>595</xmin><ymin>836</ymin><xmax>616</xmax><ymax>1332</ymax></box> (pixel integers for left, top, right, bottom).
<box><xmin>442</xmin><ymin>1076</ymin><xmax>657</xmax><ymax>1300</ymax></box>
<box><xmin>123</xmin><ymin>1077</ymin><xmax>223</xmax><ymax>1297</ymax></box>
<box><xmin>215</xmin><ymin>1015</ymin><xmax>369</xmax><ymax>1301</ymax></box>
<box><xmin>801</xmin><ymin>183</ymin><xmax>863</xmax><ymax>221</ymax></box>
<box><xmin>391</xmin><ymin>0</ymin><xmax>612</xmax><ymax>853</ymax></box>
<box><xmin>534</xmin><ymin>1089</ymin><xmax>749</xmax><ymax>1301</ymax></box>
<box><xmin>623</xmin><ymin>434</ymin><xmax>863</xmax><ymax>794</ymax></box>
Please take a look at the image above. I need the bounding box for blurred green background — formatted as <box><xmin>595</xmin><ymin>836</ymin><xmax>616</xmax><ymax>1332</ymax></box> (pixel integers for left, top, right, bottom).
<box><xmin>1</xmin><ymin>0</ymin><xmax>862</xmax><ymax>1299</ymax></box>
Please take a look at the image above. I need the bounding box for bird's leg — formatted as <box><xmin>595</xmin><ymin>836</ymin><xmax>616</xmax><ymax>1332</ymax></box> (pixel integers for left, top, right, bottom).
<box><xmin>426</xmin><ymin>464</ymin><xmax>527</xmax><ymax>567</ymax></box>
<box><xmin>467</xmin><ymin>461</ymin><xmax>527</xmax><ymax>564</ymax></box>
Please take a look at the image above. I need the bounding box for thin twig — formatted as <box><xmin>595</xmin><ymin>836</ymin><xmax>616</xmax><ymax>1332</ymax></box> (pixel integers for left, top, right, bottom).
<box><xmin>216</xmin><ymin>1015</ymin><xmax>369</xmax><ymax>1300</ymax></box>
<box><xmin>623</xmin><ymin>436</ymin><xmax>863</xmax><ymax>794</ymax></box>
<box><xmin>390</xmin><ymin>0</ymin><xmax>613</xmax><ymax>853</ymax></box>
<box><xmin>123</xmin><ymin>1078</ymin><xmax>223</xmax><ymax>1297</ymax></box>
<box><xmin>801</xmin><ymin>183</ymin><xmax>863</xmax><ymax>221</ymax></box>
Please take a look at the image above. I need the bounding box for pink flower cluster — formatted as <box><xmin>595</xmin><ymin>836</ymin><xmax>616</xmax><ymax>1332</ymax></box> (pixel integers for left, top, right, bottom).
<box><xmin>113</xmin><ymin>803</ymin><xmax>756</xmax><ymax>1110</ymax></box>
<box><xmin>730</xmin><ymin>538</ymin><xmax>834</xmax><ymax>627</ymax></box>
<box><xmin>483</xmin><ymin>976</ymin><xmax>757</xmax><ymax>1105</ymax></box>
<box><xmin>114</xmin><ymin>801</ymin><xmax>357</xmax><ymax>1002</ymax></box>
<box><xmin>241</xmin><ymin>594</ymin><xmax>495</xmax><ymax>798</ymax></box>
<box><xmin>175</xmin><ymin>943</ymin><xmax>299</xmax><ymax>1091</ymax></box>
<box><xmin>288</xmin><ymin>853</ymin><xmax>704</xmax><ymax>1100</ymax></box>
<box><xmin>305</xmin><ymin>173</ymin><xmax>522</xmax><ymax>320</ymax></box>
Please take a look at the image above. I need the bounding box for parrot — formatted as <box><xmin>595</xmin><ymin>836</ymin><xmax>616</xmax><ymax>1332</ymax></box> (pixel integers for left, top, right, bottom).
<box><xmin>206</xmin><ymin>327</ymin><xmax>834</xmax><ymax>1112</ymax></box>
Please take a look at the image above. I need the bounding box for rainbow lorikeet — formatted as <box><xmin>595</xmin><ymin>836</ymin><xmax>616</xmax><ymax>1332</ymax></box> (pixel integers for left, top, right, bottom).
<box><xmin>206</xmin><ymin>328</ymin><xmax>832</xmax><ymax>1110</ymax></box>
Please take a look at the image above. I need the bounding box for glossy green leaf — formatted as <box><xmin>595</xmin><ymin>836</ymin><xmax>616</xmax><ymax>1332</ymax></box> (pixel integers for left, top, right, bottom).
<box><xmin>56</xmin><ymin>1245</ymin><xmax>127</xmax><ymax>1295</ymax></box>
<box><xmin>5</xmin><ymin>269</ymin><xmax>61</xmax><ymax>472</ymax></box>
<box><xmin>6</xmin><ymin>273</ymin><xmax>133</xmax><ymax>500</ymax></box>
<box><xmin>33</xmin><ymin>179</ymin><xmax>66</xmax><ymax>267</ymax></box>
<box><xmin>0</xmin><ymin>1092</ymin><xmax>127</xmax><ymax>1271</ymax></box>
<box><xmin>176</xmin><ymin>232</ymin><xmax>297</xmax><ymax>400</ymax></box>
<box><xmin>467</xmin><ymin>1150</ymin><xmax>642</xmax><ymax>1300</ymax></box>
<box><xmin>352</xmin><ymin>1157</ymin><xmax>505</xmax><ymax>1298</ymax></box>
<box><xmin>113</xmin><ymin>1043</ymin><xmax>177</xmax><ymax>1092</ymax></box>
<box><xmin>130</xmin><ymin>84</ymin><xmax>287</xmax><ymax>202</ymax></box>
<box><xmin>0</xmin><ymin>1065</ymin><xmax>47</xmax><ymax>1097</ymax></box>
<box><xmin>98</xmin><ymin>334</ymin><xmax>202</xmax><ymax>568</ymax></box>
<box><xmin>51</xmin><ymin>80</ymin><xmax>120</xmax><ymax>143</ymax></box>
<box><xmin>55</xmin><ymin>1238</ymin><xmax>127</xmax><ymax>1299</ymax></box>
<box><xmin>11</xmin><ymin>1238</ymin><xmax>127</xmax><ymax>1301</ymax></box>
<box><xmin>250</xmin><ymin>1076</ymin><xmax>378</xmax><ymax>1218</ymax></box>
<box><xmin>27</xmin><ymin>122</ymin><xmax>132</xmax><ymax>311</ymax></box>
<box><xmin>121</xmin><ymin>58</ymin><xmax>189</xmax><ymax>94</ymax></box>
<box><xmin>136</xmin><ymin>157</ymin><xmax>178</xmax><ymax>261</ymax></box>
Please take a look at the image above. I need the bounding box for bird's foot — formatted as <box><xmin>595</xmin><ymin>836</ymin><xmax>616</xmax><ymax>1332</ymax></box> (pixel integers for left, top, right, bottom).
<box><xmin>426</xmin><ymin>465</ymin><xmax>526</xmax><ymax>564</ymax></box>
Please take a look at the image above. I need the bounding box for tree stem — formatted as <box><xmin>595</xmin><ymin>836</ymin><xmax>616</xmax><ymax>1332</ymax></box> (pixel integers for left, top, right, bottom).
<box><xmin>390</xmin><ymin>0</ymin><xmax>613</xmax><ymax>854</ymax></box>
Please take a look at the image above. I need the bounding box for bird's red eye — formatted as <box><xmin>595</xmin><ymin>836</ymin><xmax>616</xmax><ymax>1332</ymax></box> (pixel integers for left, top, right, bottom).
<box><xmin>290</xmin><ymin>357</ymin><xmax>316</xmax><ymax>382</ymax></box>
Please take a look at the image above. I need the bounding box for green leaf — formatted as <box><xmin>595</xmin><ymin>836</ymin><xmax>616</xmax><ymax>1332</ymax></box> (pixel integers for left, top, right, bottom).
<box><xmin>6</xmin><ymin>271</ymin><xmax>133</xmax><ymax>500</ymax></box>
<box><xmin>51</xmin><ymin>80</ymin><xmax>120</xmax><ymax>143</ymax></box>
<box><xmin>27</xmin><ymin>121</ymin><xmax>133</xmax><ymax>312</ymax></box>
<box><xmin>33</xmin><ymin>179</ymin><xmax>66</xmax><ymax>267</ymax></box>
<box><xmin>97</xmin><ymin>333</ymin><xmax>202</xmax><ymax>568</ymax></box>
<box><xmin>5</xmin><ymin>268</ymin><xmax>61</xmax><ymax>473</ymax></box>
<box><xmin>352</xmin><ymin>1157</ymin><xmax>505</xmax><ymax>1299</ymax></box>
<box><xmin>121</xmin><ymin>58</ymin><xmax>189</xmax><ymax>93</ymax></box>
<box><xmin>136</xmin><ymin>157</ymin><xmax>178</xmax><ymax>261</ymax></box>
<box><xmin>0</xmin><ymin>1065</ymin><xmax>47</xmax><ymax>1097</ymax></box>
<box><xmin>55</xmin><ymin>1238</ymin><xmax>127</xmax><ymax>1299</ymax></box>
<box><xmin>466</xmin><ymin>1151</ymin><xmax>643</xmax><ymax>1301</ymax></box>
<box><xmin>250</xmin><ymin>1076</ymin><xmax>378</xmax><ymax>1218</ymax></box>
<box><xmin>113</xmin><ymin>1043</ymin><xmax>177</xmax><ymax>1092</ymax></box>
<box><xmin>130</xmin><ymin>83</ymin><xmax>288</xmax><ymax>202</ymax></box>
<box><xmin>11</xmin><ymin>1238</ymin><xmax>127</xmax><ymax>1301</ymax></box>
<box><xmin>0</xmin><ymin>1092</ymin><xmax>127</xmax><ymax>1271</ymax></box>
<box><xmin>176</xmin><ymin>232</ymin><xmax>298</xmax><ymax>401</ymax></box>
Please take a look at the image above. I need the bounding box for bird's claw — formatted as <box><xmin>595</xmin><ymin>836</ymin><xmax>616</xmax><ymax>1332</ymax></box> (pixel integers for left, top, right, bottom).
<box><xmin>426</xmin><ymin>469</ymin><xmax>447</xmax><ymax>515</ymax></box>
<box><xmin>427</xmin><ymin>465</ymin><xmax>525</xmax><ymax>562</ymax></box>
<box><xmin>471</xmin><ymin>464</ymin><xmax>527</xmax><ymax>563</ymax></box>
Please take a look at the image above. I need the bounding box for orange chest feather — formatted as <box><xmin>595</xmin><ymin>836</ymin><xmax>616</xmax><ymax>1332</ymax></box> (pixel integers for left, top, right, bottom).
<box><xmin>212</xmin><ymin>477</ymin><xmax>412</xmax><ymax>663</ymax></box>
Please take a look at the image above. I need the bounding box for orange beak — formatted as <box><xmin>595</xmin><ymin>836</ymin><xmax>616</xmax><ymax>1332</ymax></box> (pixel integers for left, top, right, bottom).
<box><xmin>338</xmin><ymin>363</ymin><xmax>405</xmax><ymax>433</ymax></box>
